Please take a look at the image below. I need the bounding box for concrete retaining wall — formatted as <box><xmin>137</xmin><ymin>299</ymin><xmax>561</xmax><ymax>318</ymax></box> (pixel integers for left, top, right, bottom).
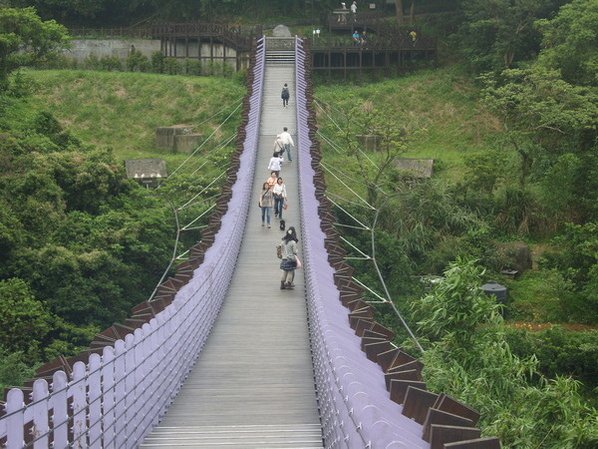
<box><xmin>65</xmin><ymin>39</ymin><xmax>161</xmax><ymax>61</ymax></box>
<box><xmin>64</xmin><ymin>39</ymin><xmax>241</xmax><ymax>70</ymax></box>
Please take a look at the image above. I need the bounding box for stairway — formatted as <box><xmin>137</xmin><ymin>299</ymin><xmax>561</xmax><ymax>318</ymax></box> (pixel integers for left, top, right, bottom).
<box><xmin>141</xmin><ymin>424</ymin><xmax>323</xmax><ymax>448</ymax></box>
<box><xmin>266</xmin><ymin>37</ymin><xmax>296</xmax><ymax>65</ymax></box>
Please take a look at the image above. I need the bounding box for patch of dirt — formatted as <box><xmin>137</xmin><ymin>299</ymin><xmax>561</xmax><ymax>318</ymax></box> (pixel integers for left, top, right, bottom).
<box><xmin>114</xmin><ymin>86</ymin><xmax>127</xmax><ymax>98</ymax></box>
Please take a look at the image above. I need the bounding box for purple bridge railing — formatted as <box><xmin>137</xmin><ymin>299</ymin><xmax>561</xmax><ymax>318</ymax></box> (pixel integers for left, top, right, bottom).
<box><xmin>1</xmin><ymin>36</ymin><xmax>499</xmax><ymax>449</ymax></box>
<box><xmin>0</xmin><ymin>38</ymin><xmax>266</xmax><ymax>449</ymax></box>
<box><xmin>294</xmin><ymin>38</ymin><xmax>500</xmax><ymax>449</ymax></box>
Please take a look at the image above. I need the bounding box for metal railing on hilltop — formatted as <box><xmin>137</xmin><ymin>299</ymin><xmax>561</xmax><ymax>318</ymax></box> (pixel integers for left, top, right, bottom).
<box><xmin>69</xmin><ymin>22</ymin><xmax>262</xmax><ymax>51</ymax></box>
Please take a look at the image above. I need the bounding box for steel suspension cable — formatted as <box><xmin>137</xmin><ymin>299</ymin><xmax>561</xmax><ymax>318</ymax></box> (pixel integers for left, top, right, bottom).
<box><xmin>170</xmin><ymin>102</ymin><xmax>242</xmax><ymax>177</ymax></box>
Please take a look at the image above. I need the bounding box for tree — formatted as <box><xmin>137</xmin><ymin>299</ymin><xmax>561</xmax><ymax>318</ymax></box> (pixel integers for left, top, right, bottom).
<box><xmin>333</xmin><ymin>100</ymin><xmax>408</xmax><ymax>206</ymax></box>
<box><xmin>482</xmin><ymin>66</ymin><xmax>598</xmax><ymax>226</ymax></box>
<box><xmin>395</xmin><ymin>0</ymin><xmax>405</xmax><ymax>25</ymax></box>
<box><xmin>536</xmin><ymin>0</ymin><xmax>598</xmax><ymax>87</ymax></box>
<box><xmin>411</xmin><ymin>259</ymin><xmax>598</xmax><ymax>448</ymax></box>
<box><xmin>456</xmin><ymin>0</ymin><xmax>568</xmax><ymax>73</ymax></box>
<box><xmin>0</xmin><ymin>278</ymin><xmax>51</xmax><ymax>356</ymax></box>
<box><xmin>0</xmin><ymin>7</ymin><xmax>69</xmax><ymax>90</ymax></box>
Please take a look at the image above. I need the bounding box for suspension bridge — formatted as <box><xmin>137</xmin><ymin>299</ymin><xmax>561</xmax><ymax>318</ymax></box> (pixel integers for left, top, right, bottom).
<box><xmin>0</xmin><ymin>37</ymin><xmax>500</xmax><ymax>449</ymax></box>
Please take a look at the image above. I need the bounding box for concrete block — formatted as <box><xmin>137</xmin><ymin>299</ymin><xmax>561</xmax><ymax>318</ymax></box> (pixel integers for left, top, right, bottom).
<box><xmin>155</xmin><ymin>124</ymin><xmax>195</xmax><ymax>151</ymax></box>
<box><xmin>174</xmin><ymin>133</ymin><xmax>202</xmax><ymax>153</ymax></box>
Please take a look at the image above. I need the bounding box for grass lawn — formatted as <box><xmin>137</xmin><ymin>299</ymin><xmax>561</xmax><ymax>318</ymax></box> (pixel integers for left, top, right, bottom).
<box><xmin>18</xmin><ymin>69</ymin><xmax>245</xmax><ymax>169</ymax></box>
<box><xmin>315</xmin><ymin>65</ymin><xmax>505</xmax><ymax>182</ymax></box>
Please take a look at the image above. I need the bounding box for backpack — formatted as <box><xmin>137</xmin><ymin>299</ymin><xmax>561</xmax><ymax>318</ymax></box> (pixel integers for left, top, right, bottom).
<box><xmin>276</xmin><ymin>243</ymin><xmax>283</xmax><ymax>259</ymax></box>
<box><xmin>281</xmin><ymin>87</ymin><xmax>289</xmax><ymax>99</ymax></box>
<box><xmin>279</xmin><ymin>219</ymin><xmax>286</xmax><ymax>231</ymax></box>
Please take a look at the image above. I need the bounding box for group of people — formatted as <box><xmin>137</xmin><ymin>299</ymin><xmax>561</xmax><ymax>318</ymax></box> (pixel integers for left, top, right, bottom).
<box><xmin>351</xmin><ymin>29</ymin><xmax>368</xmax><ymax>47</ymax></box>
<box><xmin>257</xmin><ymin>120</ymin><xmax>299</xmax><ymax>290</ymax></box>
<box><xmin>260</xmin><ymin>170</ymin><xmax>287</xmax><ymax>228</ymax></box>
<box><xmin>259</xmin><ymin>126</ymin><xmax>294</xmax><ymax>228</ymax></box>
<box><xmin>336</xmin><ymin>1</ymin><xmax>357</xmax><ymax>24</ymax></box>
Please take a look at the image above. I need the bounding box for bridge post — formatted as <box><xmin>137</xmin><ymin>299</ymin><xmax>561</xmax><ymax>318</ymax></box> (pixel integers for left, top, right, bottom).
<box><xmin>70</xmin><ymin>362</ymin><xmax>87</xmax><ymax>448</ymax></box>
<box><xmin>88</xmin><ymin>353</ymin><xmax>102</xmax><ymax>449</ymax></box>
<box><xmin>5</xmin><ymin>389</ymin><xmax>24</xmax><ymax>447</ymax></box>
<box><xmin>101</xmin><ymin>346</ymin><xmax>116</xmax><ymax>449</ymax></box>
<box><xmin>51</xmin><ymin>371</ymin><xmax>69</xmax><ymax>448</ymax></box>
<box><xmin>32</xmin><ymin>379</ymin><xmax>50</xmax><ymax>449</ymax></box>
<box><xmin>114</xmin><ymin>340</ymin><xmax>127</xmax><ymax>448</ymax></box>
<box><xmin>124</xmin><ymin>333</ymin><xmax>136</xmax><ymax>447</ymax></box>
<box><xmin>140</xmin><ymin>321</ymin><xmax>157</xmax><ymax>439</ymax></box>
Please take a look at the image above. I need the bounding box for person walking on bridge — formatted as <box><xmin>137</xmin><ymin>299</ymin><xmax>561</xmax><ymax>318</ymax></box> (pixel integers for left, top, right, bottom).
<box><xmin>281</xmin><ymin>83</ymin><xmax>290</xmax><ymax>107</ymax></box>
<box><xmin>280</xmin><ymin>226</ymin><xmax>299</xmax><ymax>289</ymax></box>
<box><xmin>268</xmin><ymin>151</ymin><xmax>284</xmax><ymax>177</ymax></box>
<box><xmin>279</xmin><ymin>127</ymin><xmax>294</xmax><ymax>162</ymax></box>
<box><xmin>259</xmin><ymin>182</ymin><xmax>274</xmax><ymax>228</ymax></box>
<box><xmin>272</xmin><ymin>177</ymin><xmax>287</xmax><ymax>219</ymax></box>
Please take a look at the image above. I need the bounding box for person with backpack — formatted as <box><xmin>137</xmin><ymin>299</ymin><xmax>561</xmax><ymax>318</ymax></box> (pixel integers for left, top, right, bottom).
<box><xmin>272</xmin><ymin>177</ymin><xmax>287</xmax><ymax>219</ymax></box>
<box><xmin>279</xmin><ymin>227</ymin><xmax>300</xmax><ymax>289</ymax></box>
<box><xmin>281</xmin><ymin>83</ymin><xmax>290</xmax><ymax>107</ymax></box>
<box><xmin>258</xmin><ymin>181</ymin><xmax>274</xmax><ymax>228</ymax></box>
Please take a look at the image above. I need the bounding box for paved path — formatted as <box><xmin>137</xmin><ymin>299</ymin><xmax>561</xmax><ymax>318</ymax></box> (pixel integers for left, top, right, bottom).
<box><xmin>140</xmin><ymin>49</ymin><xmax>323</xmax><ymax>449</ymax></box>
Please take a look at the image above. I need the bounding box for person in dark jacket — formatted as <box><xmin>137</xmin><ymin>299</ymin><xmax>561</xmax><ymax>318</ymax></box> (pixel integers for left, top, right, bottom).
<box><xmin>281</xmin><ymin>83</ymin><xmax>290</xmax><ymax>107</ymax></box>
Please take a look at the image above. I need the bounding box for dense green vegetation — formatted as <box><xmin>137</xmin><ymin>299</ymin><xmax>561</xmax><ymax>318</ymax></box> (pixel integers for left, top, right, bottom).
<box><xmin>1</xmin><ymin>1</ymin><xmax>597</xmax><ymax>447</ymax></box>
<box><xmin>313</xmin><ymin>0</ymin><xmax>598</xmax><ymax>446</ymax></box>
<box><xmin>0</xmin><ymin>13</ymin><xmax>244</xmax><ymax>389</ymax></box>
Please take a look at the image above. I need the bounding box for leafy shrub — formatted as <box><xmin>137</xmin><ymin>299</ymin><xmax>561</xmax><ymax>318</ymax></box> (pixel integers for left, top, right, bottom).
<box><xmin>184</xmin><ymin>59</ymin><xmax>202</xmax><ymax>76</ymax></box>
<box><xmin>506</xmin><ymin>326</ymin><xmax>598</xmax><ymax>393</ymax></box>
<box><xmin>99</xmin><ymin>55</ymin><xmax>123</xmax><ymax>72</ymax></box>
<box><xmin>163</xmin><ymin>57</ymin><xmax>182</xmax><ymax>75</ymax></box>
<box><xmin>151</xmin><ymin>51</ymin><xmax>165</xmax><ymax>73</ymax></box>
<box><xmin>36</xmin><ymin>52</ymin><xmax>76</xmax><ymax>70</ymax></box>
<box><xmin>126</xmin><ymin>48</ymin><xmax>150</xmax><ymax>72</ymax></box>
<box><xmin>413</xmin><ymin>259</ymin><xmax>598</xmax><ymax>448</ymax></box>
<box><xmin>0</xmin><ymin>278</ymin><xmax>51</xmax><ymax>356</ymax></box>
<box><xmin>83</xmin><ymin>53</ymin><xmax>101</xmax><ymax>70</ymax></box>
<box><xmin>540</xmin><ymin>222</ymin><xmax>598</xmax><ymax>324</ymax></box>
<box><xmin>508</xmin><ymin>269</ymin><xmax>575</xmax><ymax>323</ymax></box>
<box><xmin>0</xmin><ymin>348</ymin><xmax>35</xmax><ymax>391</ymax></box>
<box><xmin>7</xmin><ymin>70</ymin><xmax>37</xmax><ymax>98</ymax></box>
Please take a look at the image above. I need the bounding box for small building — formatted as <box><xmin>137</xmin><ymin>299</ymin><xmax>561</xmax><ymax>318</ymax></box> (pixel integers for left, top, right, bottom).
<box><xmin>125</xmin><ymin>158</ymin><xmax>167</xmax><ymax>187</ymax></box>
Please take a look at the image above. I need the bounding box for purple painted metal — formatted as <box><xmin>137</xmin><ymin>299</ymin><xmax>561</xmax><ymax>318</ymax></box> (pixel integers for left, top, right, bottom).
<box><xmin>88</xmin><ymin>354</ymin><xmax>102</xmax><ymax>449</ymax></box>
<box><xmin>294</xmin><ymin>37</ymin><xmax>429</xmax><ymax>449</ymax></box>
<box><xmin>0</xmin><ymin>37</ymin><xmax>266</xmax><ymax>449</ymax></box>
<box><xmin>31</xmin><ymin>379</ymin><xmax>49</xmax><ymax>448</ymax></box>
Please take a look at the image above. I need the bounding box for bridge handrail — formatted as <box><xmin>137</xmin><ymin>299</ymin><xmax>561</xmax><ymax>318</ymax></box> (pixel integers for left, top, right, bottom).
<box><xmin>295</xmin><ymin>38</ymin><xmax>426</xmax><ymax>448</ymax></box>
<box><xmin>296</xmin><ymin>39</ymin><xmax>500</xmax><ymax>449</ymax></box>
<box><xmin>0</xmin><ymin>37</ymin><xmax>266</xmax><ymax>449</ymax></box>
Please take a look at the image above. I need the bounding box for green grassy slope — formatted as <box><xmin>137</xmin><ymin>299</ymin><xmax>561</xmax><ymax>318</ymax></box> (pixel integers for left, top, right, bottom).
<box><xmin>17</xmin><ymin>69</ymin><xmax>245</xmax><ymax>165</ymax></box>
<box><xmin>315</xmin><ymin>66</ymin><xmax>504</xmax><ymax>181</ymax></box>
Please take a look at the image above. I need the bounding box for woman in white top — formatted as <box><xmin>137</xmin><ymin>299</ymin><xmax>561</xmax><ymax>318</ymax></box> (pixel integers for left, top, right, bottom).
<box><xmin>267</xmin><ymin>151</ymin><xmax>284</xmax><ymax>177</ymax></box>
<box><xmin>272</xmin><ymin>177</ymin><xmax>287</xmax><ymax>219</ymax></box>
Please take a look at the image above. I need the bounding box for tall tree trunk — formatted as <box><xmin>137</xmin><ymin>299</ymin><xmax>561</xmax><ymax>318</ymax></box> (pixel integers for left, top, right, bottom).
<box><xmin>409</xmin><ymin>1</ymin><xmax>415</xmax><ymax>25</ymax></box>
<box><xmin>395</xmin><ymin>0</ymin><xmax>404</xmax><ymax>25</ymax></box>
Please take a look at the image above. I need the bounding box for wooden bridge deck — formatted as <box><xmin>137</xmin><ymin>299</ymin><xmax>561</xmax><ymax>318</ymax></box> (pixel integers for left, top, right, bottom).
<box><xmin>140</xmin><ymin>52</ymin><xmax>323</xmax><ymax>449</ymax></box>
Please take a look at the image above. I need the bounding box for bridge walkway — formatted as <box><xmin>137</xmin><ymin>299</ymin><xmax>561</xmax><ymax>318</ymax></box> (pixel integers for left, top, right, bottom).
<box><xmin>140</xmin><ymin>42</ymin><xmax>323</xmax><ymax>449</ymax></box>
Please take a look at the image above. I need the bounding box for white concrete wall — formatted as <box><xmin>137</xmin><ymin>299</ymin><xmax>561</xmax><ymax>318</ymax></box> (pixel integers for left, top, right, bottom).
<box><xmin>64</xmin><ymin>39</ymin><xmax>161</xmax><ymax>61</ymax></box>
<box><xmin>64</xmin><ymin>39</ymin><xmax>246</xmax><ymax>70</ymax></box>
